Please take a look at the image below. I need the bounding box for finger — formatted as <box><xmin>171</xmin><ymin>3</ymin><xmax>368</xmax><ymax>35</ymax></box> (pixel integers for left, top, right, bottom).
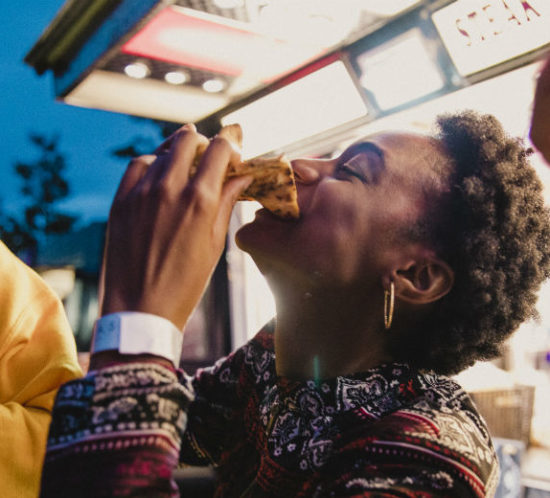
<box><xmin>161</xmin><ymin>129</ymin><xmax>209</xmax><ymax>186</ymax></box>
<box><xmin>192</xmin><ymin>136</ymin><xmax>241</xmax><ymax>194</ymax></box>
<box><xmin>215</xmin><ymin>175</ymin><xmax>253</xmax><ymax>233</ymax></box>
<box><xmin>115</xmin><ymin>155</ymin><xmax>156</xmax><ymax>199</ymax></box>
<box><xmin>154</xmin><ymin>123</ymin><xmax>197</xmax><ymax>155</ymax></box>
<box><xmin>141</xmin><ymin>128</ymin><xmax>207</xmax><ymax>190</ymax></box>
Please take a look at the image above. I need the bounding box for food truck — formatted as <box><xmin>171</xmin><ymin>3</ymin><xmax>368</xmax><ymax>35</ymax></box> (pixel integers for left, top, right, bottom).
<box><xmin>27</xmin><ymin>0</ymin><xmax>550</xmax><ymax>494</ymax></box>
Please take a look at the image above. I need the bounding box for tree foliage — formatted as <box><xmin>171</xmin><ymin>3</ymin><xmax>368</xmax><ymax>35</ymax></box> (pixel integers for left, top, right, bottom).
<box><xmin>0</xmin><ymin>133</ymin><xmax>77</xmax><ymax>257</ymax></box>
<box><xmin>110</xmin><ymin>120</ymin><xmax>176</xmax><ymax>160</ymax></box>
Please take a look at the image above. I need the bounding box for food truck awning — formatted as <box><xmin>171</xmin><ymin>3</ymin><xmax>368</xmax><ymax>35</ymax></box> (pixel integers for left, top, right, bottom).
<box><xmin>25</xmin><ymin>0</ymin><xmax>422</xmax><ymax>122</ymax></box>
<box><xmin>26</xmin><ymin>0</ymin><xmax>550</xmax><ymax>157</ymax></box>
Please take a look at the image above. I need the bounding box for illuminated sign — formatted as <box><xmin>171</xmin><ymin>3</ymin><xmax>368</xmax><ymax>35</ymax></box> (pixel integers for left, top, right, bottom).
<box><xmin>432</xmin><ymin>0</ymin><xmax>550</xmax><ymax>76</ymax></box>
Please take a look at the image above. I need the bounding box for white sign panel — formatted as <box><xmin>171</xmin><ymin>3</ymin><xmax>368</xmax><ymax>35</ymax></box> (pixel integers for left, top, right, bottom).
<box><xmin>221</xmin><ymin>61</ymin><xmax>368</xmax><ymax>159</ymax></box>
<box><xmin>357</xmin><ymin>29</ymin><xmax>445</xmax><ymax>110</ymax></box>
<box><xmin>432</xmin><ymin>0</ymin><xmax>550</xmax><ymax>76</ymax></box>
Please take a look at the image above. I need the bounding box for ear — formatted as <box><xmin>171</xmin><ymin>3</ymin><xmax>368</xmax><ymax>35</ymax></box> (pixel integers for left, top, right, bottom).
<box><xmin>390</xmin><ymin>257</ymin><xmax>454</xmax><ymax>305</ymax></box>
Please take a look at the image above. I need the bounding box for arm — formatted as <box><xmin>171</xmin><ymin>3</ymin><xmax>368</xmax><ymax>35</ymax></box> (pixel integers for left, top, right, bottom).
<box><xmin>40</xmin><ymin>125</ymin><xmax>253</xmax><ymax>496</ymax></box>
<box><xmin>530</xmin><ymin>54</ymin><xmax>550</xmax><ymax>164</ymax></box>
<box><xmin>41</xmin><ymin>332</ymin><xmax>270</xmax><ymax>496</ymax></box>
<box><xmin>0</xmin><ymin>242</ymin><xmax>82</xmax><ymax>498</ymax></box>
<box><xmin>41</xmin><ymin>362</ymin><xmax>194</xmax><ymax>497</ymax></box>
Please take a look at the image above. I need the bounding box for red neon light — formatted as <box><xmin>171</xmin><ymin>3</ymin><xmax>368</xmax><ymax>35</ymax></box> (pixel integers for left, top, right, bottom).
<box><xmin>121</xmin><ymin>7</ymin><xmax>326</xmax><ymax>82</ymax></box>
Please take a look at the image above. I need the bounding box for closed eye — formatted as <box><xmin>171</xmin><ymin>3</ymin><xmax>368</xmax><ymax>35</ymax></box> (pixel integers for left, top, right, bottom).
<box><xmin>335</xmin><ymin>143</ymin><xmax>385</xmax><ymax>185</ymax></box>
<box><xmin>337</xmin><ymin>163</ymin><xmax>368</xmax><ymax>183</ymax></box>
<box><xmin>336</xmin><ymin>153</ymin><xmax>371</xmax><ymax>183</ymax></box>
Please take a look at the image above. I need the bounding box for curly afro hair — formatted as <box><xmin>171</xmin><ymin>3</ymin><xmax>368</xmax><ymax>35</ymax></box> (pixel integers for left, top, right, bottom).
<box><xmin>391</xmin><ymin>111</ymin><xmax>550</xmax><ymax>375</ymax></box>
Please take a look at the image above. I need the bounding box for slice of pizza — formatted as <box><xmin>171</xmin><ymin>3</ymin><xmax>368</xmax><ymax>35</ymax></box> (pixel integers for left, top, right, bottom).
<box><xmin>229</xmin><ymin>155</ymin><xmax>299</xmax><ymax>219</ymax></box>
<box><xmin>191</xmin><ymin>124</ymin><xmax>300</xmax><ymax>219</ymax></box>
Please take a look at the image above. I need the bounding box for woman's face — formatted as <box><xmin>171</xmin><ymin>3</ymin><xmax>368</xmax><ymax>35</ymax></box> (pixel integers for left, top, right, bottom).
<box><xmin>235</xmin><ymin>132</ymin><xmax>448</xmax><ymax>289</ymax></box>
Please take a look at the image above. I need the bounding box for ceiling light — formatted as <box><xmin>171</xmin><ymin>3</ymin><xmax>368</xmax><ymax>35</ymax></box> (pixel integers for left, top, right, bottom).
<box><xmin>124</xmin><ymin>62</ymin><xmax>150</xmax><ymax>79</ymax></box>
<box><xmin>164</xmin><ymin>70</ymin><xmax>189</xmax><ymax>85</ymax></box>
<box><xmin>122</xmin><ymin>7</ymin><xmax>328</xmax><ymax>83</ymax></box>
<box><xmin>65</xmin><ymin>69</ymin><xmax>230</xmax><ymax>122</ymax></box>
<box><xmin>202</xmin><ymin>78</ymin><xmax>226</xmax><ymax>93</ymax></box>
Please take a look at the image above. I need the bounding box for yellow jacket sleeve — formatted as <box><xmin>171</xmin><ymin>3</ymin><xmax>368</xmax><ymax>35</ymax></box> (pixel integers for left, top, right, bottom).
<box><xmin>0</xmin><ymin>241</ymin><xmax>82</xmax><ymax>498</ymax></box>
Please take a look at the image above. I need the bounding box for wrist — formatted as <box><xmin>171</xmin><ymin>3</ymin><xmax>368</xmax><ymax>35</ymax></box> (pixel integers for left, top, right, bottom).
<box><xmin>101</xmin><ymin>297</ymin><xmax>190</xmax><ymax>331</ymax></box>
<box><xmin>90</xmin><ymin>312</ymin><xmax>184</xmax><ymax>368</ymax></box>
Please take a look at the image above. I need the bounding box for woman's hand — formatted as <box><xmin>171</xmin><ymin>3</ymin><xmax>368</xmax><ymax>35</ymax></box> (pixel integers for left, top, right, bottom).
<box><xmin>100</xmin><ymin>124</ymin><xmax>252</xmax><ymax>330</ymax></box>
<box><xmin>530</xmin><ymin>54</ymin><xmax>550</xmax><ymax>164</ymax></box>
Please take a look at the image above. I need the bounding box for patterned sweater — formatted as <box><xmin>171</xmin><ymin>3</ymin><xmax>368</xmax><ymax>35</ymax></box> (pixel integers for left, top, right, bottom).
<box><xmin>41</xmin><ymin>322</ymin><xmax>499</xmax><ymax>497</ymax></box>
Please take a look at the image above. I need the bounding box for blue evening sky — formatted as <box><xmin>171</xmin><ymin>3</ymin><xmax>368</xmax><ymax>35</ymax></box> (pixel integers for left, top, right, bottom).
<box><xmin>0</xmin><ymin>1</ymin><xmax>163</xmax><ymax>226</ymax></box>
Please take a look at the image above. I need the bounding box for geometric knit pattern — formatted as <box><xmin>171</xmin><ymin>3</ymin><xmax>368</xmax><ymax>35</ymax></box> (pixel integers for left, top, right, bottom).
<box><xmin>41</xmin><ymin>322</ymin><xmax>499</xmax><ymax>497</ymax></box>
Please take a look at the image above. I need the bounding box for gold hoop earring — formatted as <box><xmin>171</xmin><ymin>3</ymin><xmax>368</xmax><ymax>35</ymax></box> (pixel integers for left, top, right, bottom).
<box><xmin>384</xmin><ymin>281</ymin><xmax>395</xmax><ymax>330</ymax></box>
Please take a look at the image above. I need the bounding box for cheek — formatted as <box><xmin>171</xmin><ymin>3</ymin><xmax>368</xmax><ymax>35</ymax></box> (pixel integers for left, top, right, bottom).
<box><xmin>300</xmin><ymin>202</ymin><xmax>376</xmax><ymax>283</ymax></box>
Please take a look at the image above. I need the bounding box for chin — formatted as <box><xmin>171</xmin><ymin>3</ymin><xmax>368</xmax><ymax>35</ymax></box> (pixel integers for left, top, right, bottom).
<box><xmin>235</xmin><ymin>220</ymin><xmax>286</xmax><ymax>270</ymax></box>
<box><xmin>234</xmin><ymin>227</ymin><xmax>272</xmax><ymax>277</ymax></box>
<box><xmin>235</xmin><ymin>208</ymin><xmax>276</xmax><ymax>249</ymax></box>
<box><xmin>235</xmin><ymin>220</ymin><xmax>263</xmax><ymax>254</ymax></box>
<box><xmin>235</xmin><ymin>208</ymin><xmax>304</xmax><ymax>274</ymax></box>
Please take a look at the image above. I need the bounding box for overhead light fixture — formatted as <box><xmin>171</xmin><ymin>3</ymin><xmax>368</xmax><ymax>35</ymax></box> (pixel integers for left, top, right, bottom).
<box><xmin>202</xmin><ymin>78</ymin><xmax>226</xmax><ymax>93</ymax></box>
<box><xmin>25</xmin><ymin>1</ymin><xmax>232</xmax><ymax>123</ymax></box>
<box><xmin>121</xmin><ymin>6</ymin><xmax>327</xmax><ymax>83</ymax></box>
<box><xmin>164</xmin><ymin>70</ymin><xmax>189</xmax><ymax>85</ymax></box>
<box><xmin>64</xmin><ymin>70</ymin><xmax>229</xmax><ymax>123</ymax></box>
<box><xmin>124</xmin><ymin>61</ymin><xmax>150</xmax><ymax>79</ymax></box>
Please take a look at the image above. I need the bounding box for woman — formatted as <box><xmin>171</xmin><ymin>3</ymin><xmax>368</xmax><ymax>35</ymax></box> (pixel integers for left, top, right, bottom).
<box><xmin>41</xmin><ymin>111</ymin><xmax>550</xmax><ymax>497</ymax></box>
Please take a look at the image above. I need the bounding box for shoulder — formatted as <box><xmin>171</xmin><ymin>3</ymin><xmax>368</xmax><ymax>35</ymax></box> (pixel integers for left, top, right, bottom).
<box><xmin>0</xmin><ymin>241</ymin><xmax>82</xmax><ymax>401</ymax></box>
<box><xmin>331</xmin><ymin>371</ymin><xmax>498</xmax><ymax>497</ymax></box>
<box><xmin>402</xmin><ymin>371</ymin><xmax>496</xmax><ymax>470</ymax></box>
<box><xmin>0</xmin><ymin>241</ymin><xmax>62</xmax><ymax>332</ymax></box>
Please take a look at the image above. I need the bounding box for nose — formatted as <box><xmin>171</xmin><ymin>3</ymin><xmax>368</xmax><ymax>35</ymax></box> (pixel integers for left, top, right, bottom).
<box><xmin>291</xmin><ymin>158</ymin><xmax>333</xmax><ymax>184</ymax></box>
